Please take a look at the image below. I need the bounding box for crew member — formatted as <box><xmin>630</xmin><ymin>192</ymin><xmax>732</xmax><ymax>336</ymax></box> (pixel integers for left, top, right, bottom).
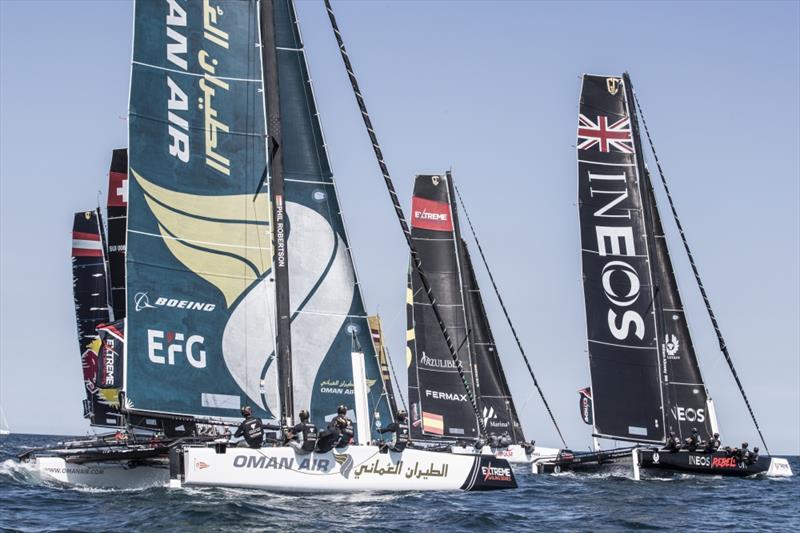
<box><xmin>683</xmin><ymin>427</ymin><xmax>700</xmax><ymax>452</ymax></box>
<box><xmin>329</xmin><ymin>405</ymin><xmax>354</xmax><ymax>448</ymax></box>
<box><xmin>378</xmin><ymin>409</ymin><xmax>410</xmax><ymax>452</ymax></box>
<box><xmin>234</xmin><ymin>406</ymin><xmax>265</xmax><ymax>448</ymax></box>
<box><xmin>488</xmin><ymin>433</ymin><xmax>500</xmax><ymax>448</ymax></box>
<box><xmin>665</xmin><ymin>431</ymin><xmax>681</xmax><ymax>452</ymax></box>
<box><xmin>737</xmin><ymin>442</ymin><xmax>750</xmax><ymax>463</ymax></box>
<box><xmin>498</xmin><ymin>432</ymin><xmax>513</xmax><ymax>448</ymax></box>
<box><xmin>748</xmin><ymin>446</ymin><xmax>760</xmax><ymax>465</ymax></box>
<box><xmin>287</xmin><ymin>409</ymin><xmax>318</xmax><ymax>454</ymax></box>
<box><xmin>522</xmin><ymin>440</ymin><xmax>536</xmax><ymax>455</ymax></box>
<box><xmin>704</xmin><ymin>432</ymin><xmax>721</xmax><ymax>453</ymax></box>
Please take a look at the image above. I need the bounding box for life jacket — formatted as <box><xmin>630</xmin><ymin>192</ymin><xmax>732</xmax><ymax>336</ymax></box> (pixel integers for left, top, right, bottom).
<box><xmin>298</xmin><ymin>422</ymin><xmax>318</xmax><ymax>452</ymax></box>
<box><xmin>242</xmin><ymin>417</ymin><xmax>264</xmax><ymax>447</ymax></box>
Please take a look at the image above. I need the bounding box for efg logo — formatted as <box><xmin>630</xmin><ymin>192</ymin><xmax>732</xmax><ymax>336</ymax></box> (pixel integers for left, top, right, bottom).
<box><xmin>134</xmin><ymin>292</ymin><xmax>215</xmax><ymax>312</ymax></box>
<box><xmin>147</xmin><ymin>329</ymin><xmax>206</xmax><ymax>368</ymax></box>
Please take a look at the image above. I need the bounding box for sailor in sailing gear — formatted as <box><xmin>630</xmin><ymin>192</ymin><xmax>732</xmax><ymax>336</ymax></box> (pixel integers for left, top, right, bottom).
<box><xmin>665</xmin><ymin>432</ymin><xmax>681</xmax><ymax>452</ymax></box>
<box><xmin>748</xmin><ymin>446</ymin><xmax>760</xmax><ymax>465</ymax></box>
<box><xmin>737</xmin><ymin>442</ymin><xmax>750</xmax><ymax>462</ymax></box>
<box><xmin>328</xmin><ymin>405</ymin><xmax>354</xmax><ymax>448</ymax></box>
<box><xmin>235</xmin><ymin>406</ymin><xmax>264</xmax><ymax>448</ymax></box>
<box><xmin>488</xmin><ymin>434</ymin><xmax>500</xmax><ymax>448</ymax></box>
<box><xmin>498</xmin><ymin>432</ymin><xmax>513</xmax><ymax>448</ymax></box>
<box><xmin>522</xmin><ymin>440</ymin><xmax>536</xmax><ymax>455</ymax></box>
<box><xmin>684</xmin><ymin>427</ymin><xmax>700</xmax><ymax>452</ymax></box>
<box><xmin>378</xmin><ymin>410</ymin><xmax>410</xmax><ymax>452</ymax></box>
<box><xmin>287</xmin><ymin>409</ymin><xmax>318</xmax><ymax>454</ymax></box>
<box><xmin>704</xmin><ymin>432</ymin><xmax>721</xmax><ymax>453</ymax></box>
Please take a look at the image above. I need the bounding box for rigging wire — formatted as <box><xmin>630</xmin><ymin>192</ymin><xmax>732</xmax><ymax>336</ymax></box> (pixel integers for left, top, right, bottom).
<box><xmin>384</xmin><ymin>345</ymin><xmax>408</xmax><ymax>412</ymax></box>
<box><xmin>453</xmin><ymin>185</ymin><xmax>568</xmax><ymax>449</ymax></box>
<box><xmin>631</xmin><ymin>86</ymin><xmax>770</xmax><ymax>455</ymax></box>
<box><xmin>324</xmin><ymin>0</ymin><xmax>487</xmax><ymax>439</ymax></box>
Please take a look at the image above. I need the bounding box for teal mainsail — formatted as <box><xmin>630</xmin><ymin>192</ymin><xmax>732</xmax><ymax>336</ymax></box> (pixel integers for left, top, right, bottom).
<box><xmin>126</xmin><ymin>0</ymin><xmax>391</xmax><ymax>438</ymax></box>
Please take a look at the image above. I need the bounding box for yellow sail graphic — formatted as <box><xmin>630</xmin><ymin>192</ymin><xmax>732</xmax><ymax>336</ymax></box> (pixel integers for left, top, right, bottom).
<box><xmin>133</xmin><ymin>170</ymin><xmax>271</xmax><ymax>307</ymax></box>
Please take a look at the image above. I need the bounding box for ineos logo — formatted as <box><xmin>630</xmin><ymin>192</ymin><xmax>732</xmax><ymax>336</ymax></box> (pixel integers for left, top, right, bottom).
<box><xmin>601</xmin><ymin>261</ymin><xmax>641</xmax><ymax>306</ymax></box>
<box><xmin>673</xmin><ymin>406</ymin><xmax>705</xmax><ymax>423</ymax></box>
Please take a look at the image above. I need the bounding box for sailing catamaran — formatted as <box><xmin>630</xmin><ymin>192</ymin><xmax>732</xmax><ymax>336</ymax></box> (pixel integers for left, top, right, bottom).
<box><xmin>536</xmin><ymin>73</ymin><xmax>791</xmax><ymax>478</ymax></box>
<box><xmin>0</xmin><ymin>407</ymin><xmax>9</xmax><ymax>436</ymax></box>
<box><xmin>405</xmin><ymin>172</ymin><xmax>560</xmax><ymax>464</ymax></box>
<box><xmin>19</xmin><ymin>0</ymin><xmax>515</xmax><ymax>491</ymax></box>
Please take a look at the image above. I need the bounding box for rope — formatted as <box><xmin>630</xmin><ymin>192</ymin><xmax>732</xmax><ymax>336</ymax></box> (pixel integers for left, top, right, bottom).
<box><xmin>453</xmin><ymin>185</ymin><xmax>568</xmax><ymax>449</ymax></box>
<box><xmin>385</xmin><ymin>345</ymin><xmax>408</xmax><ymax>412</ymax></box>
<box><xmin>630</xmin><ymin>85</ymin><xmax>770</xmax><ymax>455</ymax></box>
<box><xmin>324</xmin><ymin>0</ymin><xmax>486</xmax><ymax>439</ymax></box>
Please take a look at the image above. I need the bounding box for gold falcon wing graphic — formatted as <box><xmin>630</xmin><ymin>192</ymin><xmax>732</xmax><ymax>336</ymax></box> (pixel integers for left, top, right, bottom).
<box><xmin>133</xmin><ymin>170</ymin><xmax>271</xmax><ymax>307</ymax></box>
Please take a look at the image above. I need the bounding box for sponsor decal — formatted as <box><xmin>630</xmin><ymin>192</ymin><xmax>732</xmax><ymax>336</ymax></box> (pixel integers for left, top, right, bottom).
<box><xmin>232</xmin><ymin>455</ymin><xmax>331</xmax><ymax>472</ymax></box>
<box><xmin>606</xmin><ymin>77</ymin><xmax>620</xmax><ymax>95</ymax></box>
<box><xmin>711</xmin><ymin>456</ymin><xmax>739</xmax><ymax>469</ymax></box>
<box><xmin>100</xmin><ymin>340</ymin><xmax>118</xmax><ymax>387</ymax></box>
<box><xmin>334</xmin><ymin>453</ymin><xmax>354</xmax><ymax>478</ymax></box>
<box><xmin>425</xmin><ymin>390</ymin><xmax>467</xmax><ymax>402</ymax></box>
<box><xmin>481</xmin><ymin>463</ymin><xmax>512</xmax><ymax>482</ymax></box>
<box><xmin>194</xmin><ymin>460</ymin><xmax>210</xmax><ymax>470</ymax></box>
<box><xmin>147</xmin><ymin>329</ymin><xmax>207</xmax><ymax>368</ymax></box>
<box><xmin>419</xmin><ymin>352</ymin><xmax>456</xmax><ymax>369</ymax></box>
<box><xmin>411</xmin><ymin>196</ymin><xmax>453</xmax><ymax>232</ymax></box>
<box><xmin>652</xmin><ymin>452</ymin><xmax>660</xmax><ymax>464</ymax></box>
<box><xmin>671</xmin><ymin>406</ymin><xmax>705</xmax><ymax>423</ymax></box>
<box><xmin>108</xmin><ymin>170</ymin><xmax>128</xmax><ymax>207</ymax></box>
<box><xmin>134</xmin><ymin>292</ymin><xmax>216</xmax><ymax>312</ymax></box>
<box><xmin>82</xmin><ymin>347</ymin><xmax>99</xmax><ymax>394</ymax></box>
<box><xmin>664</xmin><ymin>334</ymin><xmax>680</xmax><ymax>357</ymax></box>
<box><xmin>578</xmin><ymin>387</ymin><xmax>593</xmax><ymax>425</ymax></box>
<box><xmin>689</xmin><ymin>455</ymin><xmax>711</xmax><ymax>467</ymax></box>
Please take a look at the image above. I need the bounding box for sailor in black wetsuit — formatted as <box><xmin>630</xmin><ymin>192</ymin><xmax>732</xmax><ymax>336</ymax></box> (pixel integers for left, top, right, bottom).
<box><xmin>737</xmin><ymin>442</ymin><xmax>750</xmax><ymax>463</ymax></box>
<box><xmin>379</xmin><ymin>410</ymin><xmax>410</xmax><ymax>452</ymax></box>
<box><xmin>665</xmin><ymin>431</ymin><xmax>682</xmax><ymax>452</ymax></box>
<box><xmin>704</xmin><ymin>432</ymin><xmax>721</xmax><ymax>453</ymax></box>
<box><xmin>498</xmin><ymin>432</ymin><xmax>513</xmax><ymax>448</ymax></box>
<box><xmin>748</xmin><ymin>446</ymin><xmax>759</xmax><ymax>465</ymax></box>
<box><xmin>331</xmin><ymin>405</ymin><xmax>354</xmax><ymax>448</ymax></box>
<box><xmin>287</xmin><ymin>409</ymin><xmax>318</xmax><ymax>454</ymax></box>
<box><xmin>234</xmin><ymin>406</ymin><xmax>264</xmax><ymax>448</ymax></box>
<box><xmin>684</xmin><ymin>427</ymin><xmax>700</xmax><ymax>452</ymax></box>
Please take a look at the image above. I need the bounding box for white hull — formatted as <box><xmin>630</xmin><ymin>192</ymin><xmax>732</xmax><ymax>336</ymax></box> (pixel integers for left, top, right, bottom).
<box><xmin>27</xmin><ymin>456</ymin><xmax>169</xmax><ymax>489</ymax></box>
<box><xmin>179</xmin><ymin>444</ymin><xmax>515</xmax><ymax>492</ymax></box>
<box><xmin>450</xmin><ymin>444</ymin><xmax>561</xmax><ymax>464</ymax></box>
<box><xmin>766</xmin><ymin>457</ymin><xmax>793</xmax><ymax>477</ymax></box>
<box><xmin>22</xmin><ymin>444</ymin><xmax>516</xmax><ymax>492</ymax></box>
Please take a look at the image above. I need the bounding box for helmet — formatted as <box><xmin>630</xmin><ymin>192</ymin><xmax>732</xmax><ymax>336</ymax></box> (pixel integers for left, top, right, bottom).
<box><xmin>337</xmin><ymin>405</ymin><xmax>347</xmax><ymax>415</ymax></box>
<box><xmin>754</xmin><ymin>446</ymin><xmax>759</xmax><ymax>453</ymax></box>
<box><xmin>396</xmin><ymin>409</ymin><xmax>407</xmax><ymax>420</ymax></box>
<box><xmin>742</xmin><ymin>442</ymin><xmax>749</xmax><ymax>448</ymax></box>
<box><xmin>669</xmin><ymin>431</ymin><xmax>675</xmax><ymax>437</ymax></box>
<box><xmin>241</xmin><ymin>406</ymin><xmax>252</xmax><ymax>417</ymax></box>
<box><xmin>713</xmin><ymin>433</ymin><xmax>720</xmax><ymax>438</ymax></box>
<box><xmin>299</xmin><ymin>409</ymin><xmax>310</xmax><ymax>420</ymax></box>
<box><xmin>692</xmin><ymin>427</ymin><xmax>698</xmax><ymax>433</ymax></box>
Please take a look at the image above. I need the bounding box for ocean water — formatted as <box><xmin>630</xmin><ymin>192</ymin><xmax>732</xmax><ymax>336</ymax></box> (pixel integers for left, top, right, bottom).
<box><xmin>1</xmin><ymin>434</ymin><xmax>798</xmax><ymax>532</ymax></box>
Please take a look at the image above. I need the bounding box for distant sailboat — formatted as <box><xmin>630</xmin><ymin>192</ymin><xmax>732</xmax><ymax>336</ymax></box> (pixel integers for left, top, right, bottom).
<box><xmin>0</xmin><ymin>407</ymin><xmax>9</xmax><ymax>436</ymax></box>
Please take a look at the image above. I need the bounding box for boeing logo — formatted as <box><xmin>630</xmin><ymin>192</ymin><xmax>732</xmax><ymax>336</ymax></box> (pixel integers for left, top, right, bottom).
<box><xmin>134</xmin><ymin>292</ymin><xmax>216</xmax><ymax>312</ymax></box>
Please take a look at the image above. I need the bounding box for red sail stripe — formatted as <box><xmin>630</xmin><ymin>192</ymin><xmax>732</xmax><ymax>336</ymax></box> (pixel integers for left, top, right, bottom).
<box><xmin>72</xmin><ymin>248</ymin><xmax>104</xmax><ymax>257</ymax></box>
<box><xmin>73</xmin><ymin>231</ymin><xmax>101</xmax><ymax>241</ymax></box>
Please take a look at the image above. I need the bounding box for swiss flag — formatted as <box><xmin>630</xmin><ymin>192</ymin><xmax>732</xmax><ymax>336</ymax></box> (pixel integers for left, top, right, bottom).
<box><xmin>108</xmin><ymin>171</ymin><xmax>128</xmax><ymax>207</ymax></box>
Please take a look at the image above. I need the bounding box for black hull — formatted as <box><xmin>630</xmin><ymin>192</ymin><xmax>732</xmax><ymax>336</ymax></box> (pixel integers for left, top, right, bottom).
<box><xmin>639</xmin><ymin>449</ymin><xmax>770</xmax><ymax>477</ymax></box>
<box><xmin>534</xmin><ymin>447</ymin><xmax>634</xmax><ymax>474</ymax></box>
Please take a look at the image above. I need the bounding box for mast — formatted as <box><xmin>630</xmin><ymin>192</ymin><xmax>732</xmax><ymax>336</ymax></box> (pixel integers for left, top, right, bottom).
<box><xmin>260</xmin><ymin>0</ymin><xmax>293</xmax><ymax>424</ymax></box>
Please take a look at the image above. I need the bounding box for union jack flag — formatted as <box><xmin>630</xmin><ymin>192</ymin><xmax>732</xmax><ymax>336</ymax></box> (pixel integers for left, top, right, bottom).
<box><xmin>577</xmin><ymin>114</ymin><xmax>634</xmax><ymax>153</ymax></box>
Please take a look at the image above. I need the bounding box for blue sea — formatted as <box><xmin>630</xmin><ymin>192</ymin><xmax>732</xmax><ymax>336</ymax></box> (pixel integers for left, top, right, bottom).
<box><xmin>1</xmin><ymin>434</ymin><xmax>798</xmax><ymax>532</ymax></box>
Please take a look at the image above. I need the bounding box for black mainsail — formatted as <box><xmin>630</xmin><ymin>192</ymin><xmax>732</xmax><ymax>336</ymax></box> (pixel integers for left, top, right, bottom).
<box><xmin>577</xmin><ymin>74</ymin><xmax>716</xmax><ymax>444</ymax></box>
<box><xmin>407</xmin><ymin>173</ymin><xmax>523</xmax><ymax>441</ymax></box>
<box><xmin>106</xmin><ymin>149</ymin><xmax>128</xmax><ymax>320</ymax></box>
<box><xmin>71</xmin><ymin>210</ymin><xmax>120</xmax><ymax>426</ymax></box>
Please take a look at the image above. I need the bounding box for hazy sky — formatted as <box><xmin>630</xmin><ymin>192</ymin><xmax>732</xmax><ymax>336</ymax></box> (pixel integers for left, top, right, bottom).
<box><xmin>1</xmin><ymin>1</ymin><xmax>798</xmax><ymax>454</ymax></box>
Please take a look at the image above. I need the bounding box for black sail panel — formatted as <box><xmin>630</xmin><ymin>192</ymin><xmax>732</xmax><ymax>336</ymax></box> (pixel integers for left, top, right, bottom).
<box><xmin>72</xmin><ymin>210</ymin><xmax>122</xmax><ymax>427</ymax></box>
<box><xmin>577</xmin><ymin>74</ymin><xmax>665</xmax><ymax>443</ymax></box>
<box><xmin>407</xmin><ymin>174</ymin><xmax>478</xmax><ymax>440</ymax></box>
<box><xmin>460</xmin><ymin>241</ymin><xmax>525</xmax><ymax>442</ymax></box>
<box><xmin>643</xmin><ymin>169</ymin><xmax>714</xmax><ymax>442</ymax></box>
<box><xmin>107</xmin><ymin>149</ymin><xmax>128</xmax><ymax>320</ymax></box>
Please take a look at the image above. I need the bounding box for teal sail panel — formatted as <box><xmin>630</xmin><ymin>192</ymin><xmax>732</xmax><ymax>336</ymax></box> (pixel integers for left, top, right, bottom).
<box><xmin>273</xmin><ymin>0</ymin><xmax>392</xmax><ymax>438</ymax></box>
<box><xmin>126</xmin><ymin>0</ymin><xmax>277</xmax><ymax>420</ymax></box>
